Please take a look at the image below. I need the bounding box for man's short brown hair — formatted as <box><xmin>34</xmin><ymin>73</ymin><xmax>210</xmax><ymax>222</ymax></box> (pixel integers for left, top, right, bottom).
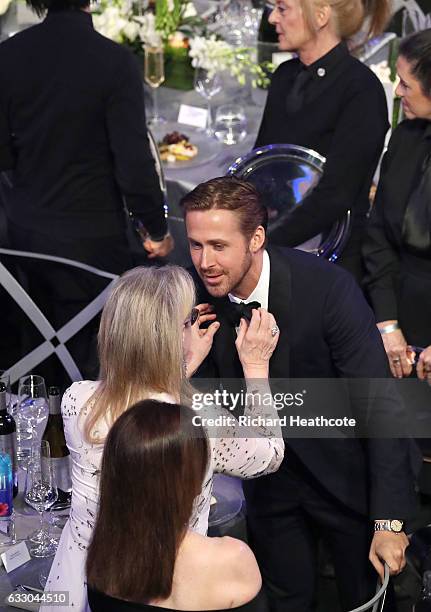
<box><xmin>180</xmin><ymin>176</ymin><xmax>268</xmax><ymax>241</ymax></box>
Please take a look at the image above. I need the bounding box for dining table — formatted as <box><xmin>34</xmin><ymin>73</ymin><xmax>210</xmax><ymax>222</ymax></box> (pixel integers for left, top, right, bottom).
<box><xmin>149</xmin><ymin>80</ymin><xmax>266</xmax><ymax>268</ymax></box>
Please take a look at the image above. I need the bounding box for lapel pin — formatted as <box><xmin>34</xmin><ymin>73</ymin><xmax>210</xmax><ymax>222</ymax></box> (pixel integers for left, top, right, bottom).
<box><xmin>317</xmin><ymin>68</ymin><xmax>326</xmax><ymax>77</ymax></box>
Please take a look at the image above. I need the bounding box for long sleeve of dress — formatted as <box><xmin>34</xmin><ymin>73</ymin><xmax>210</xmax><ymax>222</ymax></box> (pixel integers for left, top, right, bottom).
<box><xmin>200</xmin><ymin>380</ymin><xmax>285</xmax><ymax>478</ymax></box>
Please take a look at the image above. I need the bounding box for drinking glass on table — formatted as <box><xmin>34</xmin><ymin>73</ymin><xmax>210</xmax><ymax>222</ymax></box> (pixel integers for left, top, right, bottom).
<box><xmin>25</xmin><ymin>440</ymin><xmax>58</xmax><ymax>557</ymax></box>
<box><xmin>144</xmin><ymin>45</ymin><xmax>166</xmax><ymax>126</ymax></box>
<box><xmin>214</xmin><ymin>104</ymin><xmax>247</xmax><ymax>145</ymax></box>
<box><xmin>194</xmin><ymin>68</ymin><xmax>222</xmax><ymax>136</ymax></box>
<box><xmin>17</xmin><ymin>375</ymin><xmax>48</xmax><ymax>468</ymax></box>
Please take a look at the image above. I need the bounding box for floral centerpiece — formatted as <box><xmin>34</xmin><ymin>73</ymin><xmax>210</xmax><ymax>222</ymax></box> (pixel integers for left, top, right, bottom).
<box><xmin>93</xmin><ymin>0</ymin><xmax>273</xmax><ymax>90</ymax></box>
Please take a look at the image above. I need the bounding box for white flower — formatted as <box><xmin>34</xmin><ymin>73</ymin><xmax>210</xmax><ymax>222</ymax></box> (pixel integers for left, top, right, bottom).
<box><xmin>0</xmin><ymin>0</ymin><xmax>11</xmax><ymax>16</ymax></box>
<box><xmin>370</xmin><ymin>60</ymin><xmax>399</xmax><ymax>94</ymax></box>
<box><xmin>123</xmin><ymin>19</ymin><xmax>140</xmax><ymax>42</ymax></box>
<box><xmin>135</xmin><ymin>12</ymin><xmax>162</xmax><ymax>47</ymax></box>
<box><xmin>183</xmin><ymin>2</ymin><xmax>197</xmax><ymax>18</ymax></box>
<box><xmin>188</xmin><ymin>35</ymin><xmax>233</xmax><ymax>76</ymax></box>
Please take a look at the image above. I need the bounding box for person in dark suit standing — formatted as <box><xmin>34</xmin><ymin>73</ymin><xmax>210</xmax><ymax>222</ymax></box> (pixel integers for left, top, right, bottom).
<box><xmin>181</xmin><ymin>176</ymin><xmax>419</xmax><ymax>612</ymax></box>
<box><xmin>0</xmin><ymin>0</ymin><xmax>172</xmax><ymax>385</ymax></box>
<box><xmin>255</xmin><ymin>0</ymin><xmax>390</xmax><ymax>282</ymax></box>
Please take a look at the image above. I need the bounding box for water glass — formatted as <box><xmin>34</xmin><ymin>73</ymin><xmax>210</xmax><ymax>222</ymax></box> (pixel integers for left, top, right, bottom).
<box><xmin>17</xmin><ymin>375</ymin><xmax>48</xmax><ymax>467</ymax></box>
<box><xmin>25</xmin><ymin>441</ymin><xmax>58</xmax><ymax>557</ymax></box>
<box><xmin>214</xmin><ymin>104</ymin><xmax>247</xmax><ymax>145</ymax></box>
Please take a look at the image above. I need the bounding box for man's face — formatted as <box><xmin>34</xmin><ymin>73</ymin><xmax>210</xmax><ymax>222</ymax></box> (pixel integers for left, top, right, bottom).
<box><xmin>185</xmin><ymin>209</ymin><xmax>254</xmax><ymax>298</ymax></box>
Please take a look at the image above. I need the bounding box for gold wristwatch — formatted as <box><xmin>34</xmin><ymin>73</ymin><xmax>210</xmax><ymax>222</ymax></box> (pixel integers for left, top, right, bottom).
<box><xmin>374</xmin><ymin>519</ymin><xmax>404</xmax><ymax>533</ymax></box>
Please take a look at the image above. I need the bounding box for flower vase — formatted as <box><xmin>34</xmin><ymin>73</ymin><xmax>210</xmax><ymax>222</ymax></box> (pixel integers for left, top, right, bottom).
<box><xmin>163</xmin><ymin>43</ymin><xmax>194</xmax><ymax>91</ymax></box>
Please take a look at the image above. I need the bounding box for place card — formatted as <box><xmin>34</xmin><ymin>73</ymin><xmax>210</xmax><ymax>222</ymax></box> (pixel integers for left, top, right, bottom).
<box><xmin>1</xmin><ymin>541</ymin><xmax>30</xmax><ymax>573</ymax></box>
<box><xmin>178</xmin><ymin>104</ymin><xmax>208</xmax><ymax>129</ymax></box>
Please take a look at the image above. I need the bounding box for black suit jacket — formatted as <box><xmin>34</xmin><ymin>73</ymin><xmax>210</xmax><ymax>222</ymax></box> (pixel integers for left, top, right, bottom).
<box><xmin>363</xmin><ymin>119</ymin><xmax>431</xmax><ymax>324</ymax></box>
<box><xmin>0</xmin><ymin>9</ymin><xmax>167</xmax><ymax>240</ymax></box>
<box><xmin>192</xmin><ymin>248</ymin><xmax>420</xmax><ymax>519</ymax></box>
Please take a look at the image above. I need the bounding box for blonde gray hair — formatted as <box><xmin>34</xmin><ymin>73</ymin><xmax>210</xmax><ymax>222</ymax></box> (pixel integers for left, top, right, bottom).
<box><xmin>301</xmin><ymin>0</ymin><xmax>390</xmax><ymax>39</ymax></box>
<box><xmin>83</xmin><ymin>265</ymin><xmax>195</xmax><ymax>444</ymax></box>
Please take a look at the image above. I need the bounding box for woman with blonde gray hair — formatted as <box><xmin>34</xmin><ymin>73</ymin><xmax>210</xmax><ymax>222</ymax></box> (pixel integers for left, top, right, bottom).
<box><xmin>41</xmin><ymin>265</ymin><xmax>284</xmax><ymax>612</ymax></box>
<box><xmin>256</xmin><ymin>0</ymin><xmax>391</xmax><ymax>282</ymax></box>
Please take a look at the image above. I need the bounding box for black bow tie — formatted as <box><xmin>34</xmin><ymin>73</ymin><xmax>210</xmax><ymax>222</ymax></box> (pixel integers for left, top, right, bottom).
<box><xmin>226</xmin><ymin>301</ymin><xmax>261</xmax><ymax>326</ymax></box>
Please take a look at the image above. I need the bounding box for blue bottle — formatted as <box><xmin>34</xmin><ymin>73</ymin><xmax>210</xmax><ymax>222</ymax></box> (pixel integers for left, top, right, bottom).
<box><xmin>0</xmin><ymin>452</ymin><xmax>13</xmax><ymax>518</ymax></box>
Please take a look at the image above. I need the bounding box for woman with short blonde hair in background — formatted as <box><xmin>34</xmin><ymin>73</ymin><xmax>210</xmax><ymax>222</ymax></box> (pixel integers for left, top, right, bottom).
<box><xmin>42</xmin><ymin>265</ymin><xmax>284</xmax><ymax>611</ymax></box>
<box><xmin>257</xmin><ymin>0</ymin><xmax>391</xmax><ymax>282</ymax></box>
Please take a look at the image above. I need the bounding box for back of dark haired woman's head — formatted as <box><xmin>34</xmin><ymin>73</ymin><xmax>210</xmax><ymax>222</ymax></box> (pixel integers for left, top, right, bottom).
<box><xmin>399</xmin><ymin>28</ymin><xmax>431</xmax><ymax>97</ymax></box>
<box><xmin>26</xmin><ymin>0</ymin><xmax>89</xmax><ymax>17</ymax></box>
<box><xmin>86</xmin><ymin>400</ymin><xmax>209</xmax><ymax>602</ymax></box>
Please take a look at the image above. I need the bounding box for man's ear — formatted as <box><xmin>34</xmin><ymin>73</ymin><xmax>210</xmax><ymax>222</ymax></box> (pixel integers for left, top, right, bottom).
<box><xmin>250</xmin><ymin>226</ymin><xmax>266</xmax><ymax>253</ymax></box>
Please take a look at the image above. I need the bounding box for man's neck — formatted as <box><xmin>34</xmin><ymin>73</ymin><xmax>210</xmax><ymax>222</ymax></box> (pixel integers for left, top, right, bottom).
<box><xmin>298</xmin><ymin>31</ymin><xmax>341</xmax><ymax>66</ymax></box>
<box><xmin>230</xmin><ymin>251</ymin><xmax>264</xmax><ymax>300</ymax></box>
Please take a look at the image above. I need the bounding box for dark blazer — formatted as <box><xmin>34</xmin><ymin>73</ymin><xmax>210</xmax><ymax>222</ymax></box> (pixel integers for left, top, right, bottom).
<box><xmin>192</xmin><ymin>247</ymin><xmax>419</xmax><ymax>519</ymax></box>
<box><xmin>363</xmin><ymin>119</ymin><xmax>431</xmax><ymax>326</ymax></box>
<box><xmin>0</xmin><ymin>9</ymin><xmax>167</xmax><ymax>240</ymax></box>
<box><xmin>256</xmin><ymin>43</ymin><xmax>389</xmax><ymax>275</ymax></box>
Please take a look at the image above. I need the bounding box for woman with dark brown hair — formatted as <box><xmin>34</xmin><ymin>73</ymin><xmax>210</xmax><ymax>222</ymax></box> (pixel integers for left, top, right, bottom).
<box><xmin>363</xmin><ymin>29</ymin><xmax>431</xmax><ymax>381</ymax></box>
<box><xmin>86</xmin><ymin>400</ymin><xmax>265</xmax><ymax>612</ymax></box>
<box><xmin>256</xmin><ymin>0</ymin><xmax>391</xmax><ymax>281</ymax></box>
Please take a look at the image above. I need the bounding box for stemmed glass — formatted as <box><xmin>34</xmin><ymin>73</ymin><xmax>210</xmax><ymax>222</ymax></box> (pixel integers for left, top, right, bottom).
<box><xmin>194</xmin><ymin>68</ymin><xmax>222</xmax><ymax>136</ymax></box>
<box><xmin>17</xmin><ymin>375</ymin><xmax>49</xmax><ymax>468</ymax></box>
<box><xmin>25</xmin><ymin>441</ymin><xmax>58</xmax><ymax>557</ymax></box>
<box><xmin>144</xmin><ymin>45</ymin><xmax>166</xmax><ymax>125</ymax></box>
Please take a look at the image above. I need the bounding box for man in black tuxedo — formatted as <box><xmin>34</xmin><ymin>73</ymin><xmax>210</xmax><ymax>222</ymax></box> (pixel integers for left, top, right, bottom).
<box><xmin>181</xmin><ymin>177</ymin><xmax>419</xmax><ymax>612</ymax></box>
<box><xmin>0</xmin><ymin>0</ymin><xmax>172</xmax><ymax>385</ymax></box>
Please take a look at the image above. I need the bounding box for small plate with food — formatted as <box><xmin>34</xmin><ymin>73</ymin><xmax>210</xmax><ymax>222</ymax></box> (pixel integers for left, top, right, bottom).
<box><xmin>150</xmin><ymin>122</ymin><xmax>222</xmax><ymax>169</ymax></box>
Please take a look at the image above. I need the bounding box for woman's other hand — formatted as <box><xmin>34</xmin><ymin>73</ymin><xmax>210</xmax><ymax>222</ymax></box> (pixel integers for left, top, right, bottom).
<box><xmin>377</xmin><ymin>321</ymin><xmax>412</xmax><ymax>378</ymax></box>
<box><xmin>236</xmin><ymin>309</ymin><xmax>280</xmax><ymax>379</ymax></box>
<box><xmin>417</xmin><ymin>346</ymin><xmax>431</xmax><ymax>385</ymax></box>
<box><xmin>184</xmin><ymin>303</ymin><xmax>220</xmax><ymax>377</ymax></box>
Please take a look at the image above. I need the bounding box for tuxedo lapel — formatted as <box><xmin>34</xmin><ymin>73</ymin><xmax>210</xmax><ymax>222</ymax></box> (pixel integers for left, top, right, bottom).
<box><xmin>268</xmin><ymin>248</ymin><xmax>291</xmax><ymax>378</ymax></box>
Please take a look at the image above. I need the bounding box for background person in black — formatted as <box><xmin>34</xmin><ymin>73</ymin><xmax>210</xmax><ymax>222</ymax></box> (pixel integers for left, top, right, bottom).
<box><xmin>0</xmin><ymin>0</ymin><xmax>172</xmax><ymax>387</ymax></box>
<box><xmin>182</xmin><ymin>177</ymin><xmax>420</xmax><ymax>612</ymax></box>
<box><xmin>363</xmin><ymin>29</ymin><xmax>431</xmax><ymax>379</ymax></box>
<box><xmin>363</xmin><ymin>30</ymin><xmax>431</xmax><ymax>454</ymax></box>
<box><xmin>255</xmin><ymin>0</ymin><xmax>390</xmax><ymax>282</ymax></box>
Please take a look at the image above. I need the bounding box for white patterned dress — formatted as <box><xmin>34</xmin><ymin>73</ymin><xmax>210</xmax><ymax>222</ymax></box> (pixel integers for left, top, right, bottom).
<box><xmin>41</xmin><ymin>380</ymin><xmax>284</xmax><ymax>611</ymax></box>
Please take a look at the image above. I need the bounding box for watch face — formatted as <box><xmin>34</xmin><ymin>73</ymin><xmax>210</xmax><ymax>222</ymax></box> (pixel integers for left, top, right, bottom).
<box><xmin>390</xmin><ymin>519</ymin><xmax>403</xmax><ymax>533</ymax></box>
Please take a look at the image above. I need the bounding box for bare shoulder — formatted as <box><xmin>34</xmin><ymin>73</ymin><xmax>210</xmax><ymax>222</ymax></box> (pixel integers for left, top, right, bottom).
<box><xmin>209</xmin><ymin>537</ymin><xmax>262</xmax><ymax>607</ymax></box>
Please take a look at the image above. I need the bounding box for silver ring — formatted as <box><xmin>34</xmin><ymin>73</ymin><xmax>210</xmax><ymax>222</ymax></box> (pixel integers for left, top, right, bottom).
<box><xmin>392</xmin><ymin>358</ymin><xmax>401</xmax><ymax>364</ymax></box>
<box><xmin>271</xmin><ymin>326</ymin><xmax>279</xmax><ymax>337</ymax></box>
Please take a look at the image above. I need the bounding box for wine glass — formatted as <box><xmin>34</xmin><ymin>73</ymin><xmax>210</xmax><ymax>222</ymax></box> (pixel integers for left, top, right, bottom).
<box><xmin>25</xmin><ymin>441</ymin><xmax>58</xmax><ymax>557</ymax></box>
<box><xmin>144</xmin><ymin>45</ymin><xmax>166</xmax><ymax>126</ymax></box>
<box><xmin>17</xmin><ymin>375</ymin><xmax>49</xmax><ymax>467</ymax></box>
<box><xmin>214</xmin><ymin>104</ymin><xmax>247</xmax><ymax>145</ymax></box>
<box><xmin>194</xmin><ymin>68</ymin><xmax>222</xmax><ymax>136</ymax></box>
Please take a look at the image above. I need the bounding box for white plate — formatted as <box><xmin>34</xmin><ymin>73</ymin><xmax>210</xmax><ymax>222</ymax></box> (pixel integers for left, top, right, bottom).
<box><xmin>149</xmin><ymin>122</ymin><xmax>223</xmax><ymax>170</ymax></box>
